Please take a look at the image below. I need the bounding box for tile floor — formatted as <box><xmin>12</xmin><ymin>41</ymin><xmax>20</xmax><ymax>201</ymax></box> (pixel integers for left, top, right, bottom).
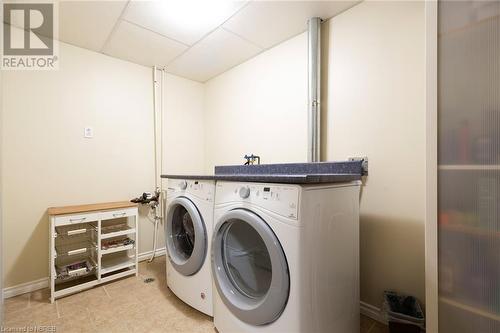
<box><xmin>3</xmin><ymin>256</ymin><xmax>388</xmax><ymax>333</ymax></box>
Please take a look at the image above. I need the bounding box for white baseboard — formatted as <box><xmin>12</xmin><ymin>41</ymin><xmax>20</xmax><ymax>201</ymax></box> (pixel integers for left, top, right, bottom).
<box><xmin>3</xmin><ymin>277</ymin><xmax>49</xmax><ymax>299</ymax></box>
<box><xmin>3</xmin><ymin>247</ymin><xmax>167</xmax><ymax>299</ymax></box>
<box><xmin>361</xmin><ymin>300</ymin><xmax>386</xmax><ymax>324</ymax></box>
<box><xmin>137</xmin><ymin>247</ymin><xmax>166</xmax><ymax>262</ymax></box>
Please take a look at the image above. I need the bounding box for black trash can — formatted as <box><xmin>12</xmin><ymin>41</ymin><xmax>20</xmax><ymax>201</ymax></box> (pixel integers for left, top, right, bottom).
<box><xmin>383</xmin><ymin>291</ymin><xmax>425</xmax><ymax>332</ymax></box>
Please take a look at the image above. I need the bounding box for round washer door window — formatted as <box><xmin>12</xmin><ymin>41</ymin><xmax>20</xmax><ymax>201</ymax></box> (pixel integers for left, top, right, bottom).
<box><xmin>212</xmin><ymin>209</ymin><xmax>289</xmax><ymax>326</ymax></box>
<box><xmin>166</xmin><ymin>197</ymin><xmax>207</xmax><ymax>276</ymax></box>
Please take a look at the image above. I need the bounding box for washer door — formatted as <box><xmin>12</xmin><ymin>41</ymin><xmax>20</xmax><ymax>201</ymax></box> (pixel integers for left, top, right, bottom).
<box><xmin>166</xmin><ymin>197</ymin><xmax>207</xmax><ymax>276</ymax></box>
<box><xmin>212</xmin><ymin>209</ymin><xmax>289</xmax><ymax>326</ymax></box>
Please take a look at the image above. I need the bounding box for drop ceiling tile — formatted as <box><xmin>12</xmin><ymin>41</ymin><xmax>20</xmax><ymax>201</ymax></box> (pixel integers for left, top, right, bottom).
<box><xmin>223</xmin><ymin>1</ymin><xmax>360</xmax><ymax>49</ymax></box>
<box><xmin>166</xmin><ymin>27</ymin><xmax>262</xmax><ymax>82</ymax></box>
<box><xmin>124</xmin><ymin>0</ymin><xmax>248</xmax><ymax>46</ymax></box>
<box><xmin>58</xmin><ymin>0</ymin><xmax>128</xmax><ymax>52</ymax></box>
<box><xmin>103</xmin><ymin>20</ymin><xmax>188</xmax><ymax>68</ymax></box>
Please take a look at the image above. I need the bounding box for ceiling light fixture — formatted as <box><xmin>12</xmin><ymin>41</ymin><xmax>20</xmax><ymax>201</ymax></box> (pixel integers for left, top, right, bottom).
<box><xmin>156</xmin><ymin>0</ymin><xmax>244</xmax><ymax>42</ymax></box>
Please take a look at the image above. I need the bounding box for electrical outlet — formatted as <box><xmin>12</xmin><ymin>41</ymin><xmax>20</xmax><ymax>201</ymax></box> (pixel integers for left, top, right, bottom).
<box><xmin>84</xmin><ymin>127</ymin><xmax>93</xmax><ymax>138</ymax></box>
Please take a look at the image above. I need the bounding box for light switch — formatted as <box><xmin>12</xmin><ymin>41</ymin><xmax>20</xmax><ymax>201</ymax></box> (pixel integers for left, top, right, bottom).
<box><xmin>84</xmin><ymin>127</ymin><xmax>93</xmax><ymax>138</ymax></box>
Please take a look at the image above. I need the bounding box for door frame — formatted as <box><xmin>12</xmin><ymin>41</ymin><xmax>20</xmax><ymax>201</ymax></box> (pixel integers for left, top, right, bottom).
<box><xmin>425</xmin><ymin>1</ymin><xmax>438</xmax><ymax>332</ymax></box>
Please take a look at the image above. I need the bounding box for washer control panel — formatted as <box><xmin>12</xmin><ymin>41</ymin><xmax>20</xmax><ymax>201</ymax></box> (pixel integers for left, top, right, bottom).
<box><xmin>216</xmin><ymin>182</ymin><xmax>300</xmax><ymax>219</ymax></box>
<box><xmin>239</xmin><ymin>186</ymin><xmax>251</xmax><ymax>199</ymax></box>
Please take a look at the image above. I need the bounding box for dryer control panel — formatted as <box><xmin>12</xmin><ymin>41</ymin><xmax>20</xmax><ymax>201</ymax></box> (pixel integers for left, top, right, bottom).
<box><xmin>215</xmin><ymin>182</ymin><xmax>300</xmax><ymax>219</ymax></box>
<box><xmin>166</xmin><ymin>179</ymin><xmax>215</xmax><ymax>202</ymax></box>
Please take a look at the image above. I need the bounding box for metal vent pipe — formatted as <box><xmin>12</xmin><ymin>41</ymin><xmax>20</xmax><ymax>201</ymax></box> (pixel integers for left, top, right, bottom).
<box><xmin>307</xmin><ymin>17</ymin><xmax>321</xmax><ymax>162</ymax></box>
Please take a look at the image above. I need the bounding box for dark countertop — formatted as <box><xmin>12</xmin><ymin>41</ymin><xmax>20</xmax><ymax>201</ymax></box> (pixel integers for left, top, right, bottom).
<box><xmin>214</xmin><ymin>161</ymin><xmax>364</xmax><ymax>176</ymax></box>
<box><xmin>216</xmin><ymin>173</ymin><xmax>359</xmax><ymax>184</ymax></box>
<box><xmin>161</xmin><ymin>161</ymin><xmax>363</xmax><ymax>184</ymax></box>
<box><xmin>161</xmin><ymin>174</ymin><xmax>217</xmax><ymax>180</ymax></box>
<box><xmin>160</xmin><ymin>173</ymin><xmax>360</xmax><ymax>184</ymax></box>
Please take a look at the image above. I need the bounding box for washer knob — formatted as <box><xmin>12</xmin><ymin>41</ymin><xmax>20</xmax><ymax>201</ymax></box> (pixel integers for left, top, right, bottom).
<box><xmin>179</xmin><ymin>180</ymin><xmax>188</xmax><ymax>190</ymax></box>
<box><xmin>239</xmin><ymin>186</ymin><xmax>250</xmax><ymax>199</ymax></box>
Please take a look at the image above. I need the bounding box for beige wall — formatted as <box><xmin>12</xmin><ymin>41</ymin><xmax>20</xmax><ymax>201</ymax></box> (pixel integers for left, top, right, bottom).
<box><xmin>204</xmin><ymin>1</ymin><xmax>426</xmax><ymax>307</ymax></box>
<box><xmin>0</xmin><ymin>61</ymin><xmax>3</xmax><ymax>318</ymax></box>
<box><xmin>1</xmin><ymin>42</ymin><xmax>206</xmax><ymax>288</ymax></box>
<box><xmin>163</xmin><ymin>73</ymin><xmax>205</xmax><ymax>175</ymax></box>
<box><xmin>0</xmin><ymin>43</ymin><xmax>204</xmax><ymax>287</ymax></box>
<box><xmin>1</xmin><ymin>41</ymin><xmax>154</xmax><ymax>287</ymax></box>
<box><xmin>204</xmin><ymin>33</ymin><xmax>308</xmax><ymax>171</ymax></box>
<box><xmin>324</xmin><ymin>1</ymin><xmax>426</xmax><ymax>306</ymax></box>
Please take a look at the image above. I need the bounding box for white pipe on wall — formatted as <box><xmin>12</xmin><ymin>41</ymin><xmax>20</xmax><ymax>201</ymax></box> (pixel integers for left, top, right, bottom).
<box><xmin>159</xmin><ymin>69</ymin><xmax>164</xmax><ymax>218</ymax></box>
<box><xmin>150</xmin><ymin>66</ymin><xmax>163</xmax><ymax>262</ymax></box>
<box><xmin>307</xmin><ymin>17</ymin><xmax>322</xmax><ymax>162</ymax></box>
<box><xmin>153</xmin><ymin>67</ymin><xmax>160</xmax><ymax>189</ymax></box>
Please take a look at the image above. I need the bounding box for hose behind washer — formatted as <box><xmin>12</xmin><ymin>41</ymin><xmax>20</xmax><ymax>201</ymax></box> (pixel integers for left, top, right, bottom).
<box><xmin>149</xmin><ymin>205</ymin><xmax>160</xmax><ymax>263</ymax></box>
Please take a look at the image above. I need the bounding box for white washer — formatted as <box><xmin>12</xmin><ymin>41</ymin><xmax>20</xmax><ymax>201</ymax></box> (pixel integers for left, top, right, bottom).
<box><xmin>165</xmin><ymin>178</ymin><xmax>215</xmax><ymax>316</ymax></box>
<box><xmin>212</xmin><ymin>181</ymin><xmax>361</xmax><ymax>333</ymax></box>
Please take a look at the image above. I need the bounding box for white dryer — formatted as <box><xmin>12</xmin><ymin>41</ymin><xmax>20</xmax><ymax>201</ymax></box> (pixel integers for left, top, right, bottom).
<box><xmin>212</xmin><ymin>181</ymin><xmax>361</xmax><ymax>333</ymax></box>
<box><xmin>165</xmin><ymin>178</ymin><xmax>215</xmax><ymax>316</ymax></box>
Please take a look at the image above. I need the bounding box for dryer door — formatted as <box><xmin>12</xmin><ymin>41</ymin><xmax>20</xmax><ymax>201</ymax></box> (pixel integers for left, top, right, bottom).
<box><xmin>212</xmin><ymin>209</ymin><xmax>289</xmax><ymax>326</ymax></box>
<box><xmin>166</xmin><ymin>197</ymin><xmax>207</xmax><ymax>276</ymax></box>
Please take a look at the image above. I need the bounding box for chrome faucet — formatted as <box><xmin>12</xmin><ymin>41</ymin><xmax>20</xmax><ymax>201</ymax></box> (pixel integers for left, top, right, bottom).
<box><xmin>244</xmin><ymin>154</ymin><xmax>261</xmax><ymax>165</ymax></box>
